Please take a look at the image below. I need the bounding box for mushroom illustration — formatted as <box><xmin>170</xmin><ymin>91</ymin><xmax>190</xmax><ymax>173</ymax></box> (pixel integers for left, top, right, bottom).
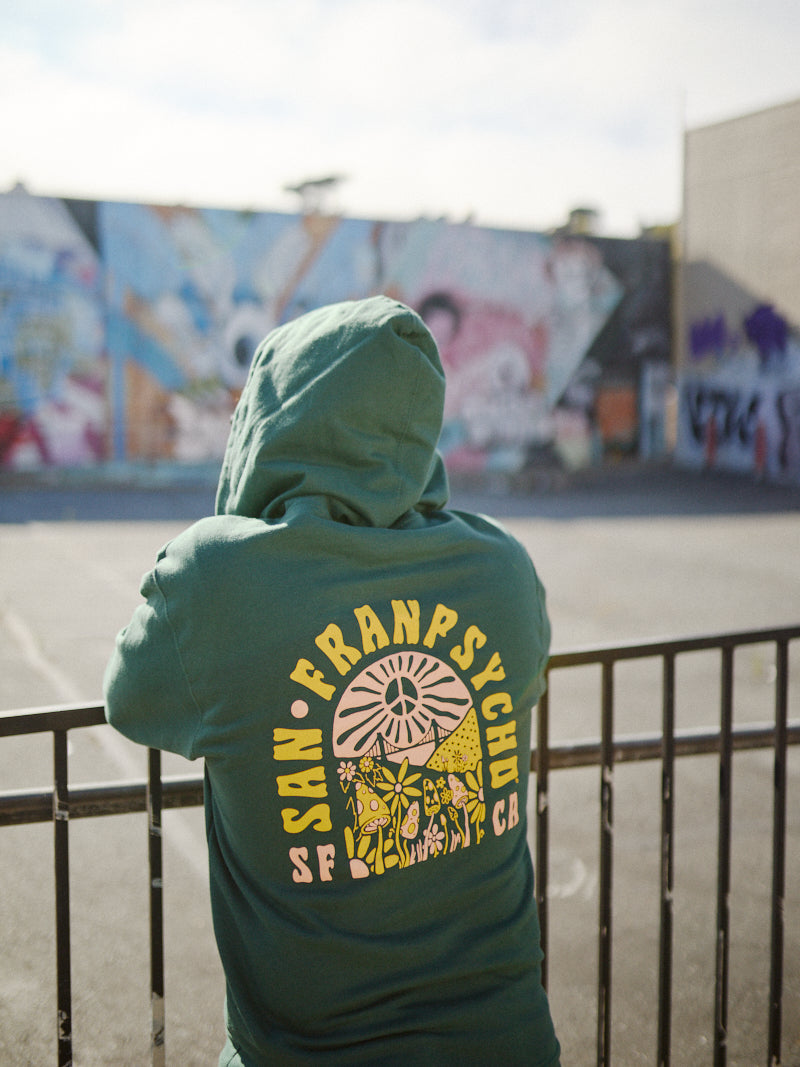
<box><xmin>423</xmin><ymin>778</ymin><xmax>441</xmax><ymax>818</ymax></box>
<box><xmin>398</xmin><ymin>799</ymin><xmax>421</xmax><ymax>866</ymax></box>
<box><xmin>420</xmin><ymin>778</ymin><xmax>443</xmax><ymax>858</ymax></box>
<box><xmin>354</xmin><ymin>780</ymin><xmax>392</xmax><ymax>874</ymax></box>
<box><xmin>448</xmin><ymin>772</ymin><xmax>471</xmax><ymax>847</ymax></box>
<box><xmin>400</xmin><ymin>800</ymin><xmax>420</xmax><ymax>840</ymax></box>
<box><xmin>344</xmin><ymin>825</ymin><xmax>370</xmax><ymax>879</ymax></box>
<box><xmin>355</xmin><ymin>780</ymin><xmax>391</xmax><ymax>835</ymax></box>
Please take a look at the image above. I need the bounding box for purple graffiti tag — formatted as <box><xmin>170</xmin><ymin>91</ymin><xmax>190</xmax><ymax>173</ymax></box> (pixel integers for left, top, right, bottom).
<box><xmin>689</xmin><ymin>315</ymin><xmax>728</xmax><ymax>360</ymax></box>
<box><xmin>744</xmin><ymin>304</ymin><xmax>788</xmax><ymax>369</ymax></box>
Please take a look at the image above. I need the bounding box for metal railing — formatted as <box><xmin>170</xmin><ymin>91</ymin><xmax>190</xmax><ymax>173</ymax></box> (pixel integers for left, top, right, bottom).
<box><xmin>536</xmin><ymin>624</ymin><xmax>799</xmax><ymax>1067</ymax></box>
<box><xmin>0</xmin><ymin>704</ymin><xmax>202</xmax><ymax>1067</ymax></box>
<box><xmin>1</xmin><ymin>623</ymin><xmax>798</xmax><ymax>1066</ymax></box>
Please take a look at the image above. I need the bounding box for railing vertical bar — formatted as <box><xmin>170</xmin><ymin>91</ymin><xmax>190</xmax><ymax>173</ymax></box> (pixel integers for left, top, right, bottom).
<box><xmin>658</xmin><ymin>652</ymin><xmax>676</xmax><ymax>1067</ymax></box>
<box><xmin>536</xmin><ymin>682</ymin><xmax>551</xmax><ymax>990</ymax></box>
<box><xmin>53</xmin><ymin>729</ymin><xmax>73</xmax><ymax>1067</ymax></box>
<box><xmin>714</xmin><ymin>645</ymin><xmax>734</xmax><ymax>1067</ymax></box>
<box><xmin>597</xmin><ymin>660</ymin><xmax>614</xmax><ymax>1066</ymax></box>
<box><xmin>148</xmin><ymin>748</ymin><xmax>165</xmax><ymax>1067</ymax></box>
<box><xmin>767</xmin><ymin>638</ymin><xmax>788</xmax><ymax>1067</ymax></box>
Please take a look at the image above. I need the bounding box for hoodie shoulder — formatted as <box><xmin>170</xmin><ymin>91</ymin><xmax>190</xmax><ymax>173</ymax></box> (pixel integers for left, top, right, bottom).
<box><xmin>151</xmin><ymin>514</ymin><xmax>287</xmax><ymax>590</ymax></box>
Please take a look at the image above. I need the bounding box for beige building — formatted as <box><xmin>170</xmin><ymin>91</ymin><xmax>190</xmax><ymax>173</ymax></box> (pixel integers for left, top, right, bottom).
<box><xmin>677</xmin><ymin>97</ymin><xmax>800</xmax><ymax>481</ymax></box>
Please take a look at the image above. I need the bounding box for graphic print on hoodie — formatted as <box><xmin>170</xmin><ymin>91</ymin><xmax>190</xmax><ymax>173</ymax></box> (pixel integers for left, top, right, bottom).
<box><xmin>285</xmin><ymin>597</ymin><xmax>525</xmax><ymax>881</ymax></box>
<box><xmin>105</xmin><ymin>297</ymin><xmax>560</xmax><ymax>1067</ymax></box>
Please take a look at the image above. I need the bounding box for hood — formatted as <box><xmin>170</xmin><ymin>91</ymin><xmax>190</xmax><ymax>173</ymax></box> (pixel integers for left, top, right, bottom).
<box><xmin>215</xmin><ymin>296</ymin><xmax>449</xmax><ymax>526</ymax></box>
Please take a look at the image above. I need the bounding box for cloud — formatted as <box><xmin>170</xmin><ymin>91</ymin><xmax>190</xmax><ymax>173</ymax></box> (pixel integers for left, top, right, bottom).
<box><xmin>0</xmin><ymin>0</ymin><xmax>798</xmax><ymax>234</ymax></box>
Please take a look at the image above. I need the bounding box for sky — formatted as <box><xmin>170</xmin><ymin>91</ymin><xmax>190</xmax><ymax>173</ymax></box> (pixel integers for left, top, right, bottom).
<box><xmin>2</xmin><ymin>0</ymin><xmax>799</xmax><ymax>237</ymax></box>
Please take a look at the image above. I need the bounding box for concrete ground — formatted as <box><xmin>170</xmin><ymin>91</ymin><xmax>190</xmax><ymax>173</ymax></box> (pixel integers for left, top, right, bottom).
<box><xmin>1</xmin><ymin>462</ymin><xmax>799</xmax><ymax>1066</ymax></box>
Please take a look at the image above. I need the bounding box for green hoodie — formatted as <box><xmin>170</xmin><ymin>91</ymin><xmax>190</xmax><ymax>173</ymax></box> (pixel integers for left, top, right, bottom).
<box><xmin>104</xmin><ymin>296</ymin><xmax>560</xmax><ymax>1066</ymax></box>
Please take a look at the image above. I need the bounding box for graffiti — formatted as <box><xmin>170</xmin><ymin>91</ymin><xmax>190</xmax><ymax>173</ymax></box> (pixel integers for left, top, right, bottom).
<box><xmin>689</xmin><ymin>315</ymin><xmax>729</xmax><ymax>360</ymax></box>
<box><xmin>683</xmin><ymin>383</ymin><xmax>761</xmax><ymax>449</ymax></box>
<box><xmin>678</xmin><ymin>378</ymin><xmax>800</xmax><ymax>480</ymax></box>
<box><xmin>688</xmin><ymin>304</ymin><xmax>790</xmax><ymax>369</ymax></box>
<box><xmin>394</xmin><ymin>228</ymin><xmax>630</xmax><ymax>470</ymax></box>
<box><xmin>416</xmin><ymin>287</ymin><xmax>551</xmax><ymax>468</ymax></box>
<box><xmin>680</xmin><ymin>295</ymin><xmax>800</xmax><ymax>481</ymax></box>
<box><xmin>0</xmin><ymin>191</ymin><xmax>106</xmax><ymax>468</ymax></box>
<box><xmin>744</xmin><ymin>304</ymin><xmax>788</xmax><ymax>369</ymax></box>
<box><xmin>776</xmin><ymin>389</ymin><xmax>800</xmax><ymax>473</ymax></box>
<box><xmin>0</xmin><ymin>189</ymin><xmax>671</xmax><ymax>474</ymax></box>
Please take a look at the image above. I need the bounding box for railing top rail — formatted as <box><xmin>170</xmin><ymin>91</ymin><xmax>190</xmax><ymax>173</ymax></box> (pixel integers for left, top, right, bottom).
<box><xmin>0</xmin><ymin>702</ymin><xmax>106</xmax><ymax>737</ymax></box>
<box><xmin>3</xmin><ymin>719</ymin><xmax>798</xmax><ymax>827</ymax></box>
<box><xmin>548</xmin><ymin>623</ymin><xmax>800</xmax><ymax>669</ymax></box>
<box><xmin>2</xmin><ymin>626</ymin><xmax>799</xmax><ymax>735</ymax></box>
<box><xmin>0</xmin><ymin>773</ymin><xmax>205</xmax><ymax>826</ymax></box>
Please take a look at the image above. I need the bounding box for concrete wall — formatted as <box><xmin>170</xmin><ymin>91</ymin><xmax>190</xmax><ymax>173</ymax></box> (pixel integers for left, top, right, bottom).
<box><xmin>0</xmin><ymin>188</ymin><xmax>671</xmax><ymax>479</ymax></box>
<box><xmin>677</xmin><ymin>98</ymin><xmax>800</xmax><ymax>482</ymax></box>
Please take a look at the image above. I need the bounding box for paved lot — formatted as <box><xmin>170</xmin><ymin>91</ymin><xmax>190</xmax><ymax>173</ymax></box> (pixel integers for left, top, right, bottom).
<box><xmin>1</xmin><ymin>463</ymin><xmax>799</xmax><ymax>1065</ymax></box>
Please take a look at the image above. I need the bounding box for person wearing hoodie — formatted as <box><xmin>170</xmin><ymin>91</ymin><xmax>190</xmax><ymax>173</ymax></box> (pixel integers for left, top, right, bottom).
<box><xmin>104</xmin><ymin>296</ymin><xmax>560</xmax><ymax>1066</ymax></box>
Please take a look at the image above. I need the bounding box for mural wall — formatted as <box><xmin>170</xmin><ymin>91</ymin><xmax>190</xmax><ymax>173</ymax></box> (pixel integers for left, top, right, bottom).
<box><xmin>0</xmin><ymin>192</ymin><xmax>106</xmax><ymax>467</ymax></box>
<box><xmin>0</xmin><ymin>187</ymin><xmax>671</xmax><ymax>477</ymax></box>
<box><xmin>676</xmin><ymin>262</ymin><xmax>800</xmax><ymax>483</ymax></box>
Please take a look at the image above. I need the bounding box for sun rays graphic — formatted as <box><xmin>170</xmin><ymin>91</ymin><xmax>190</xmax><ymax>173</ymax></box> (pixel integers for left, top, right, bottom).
<box><xmin>333</xmin><ymin>651</ymin><xmax>473</xmax><ymax>765</ymax></box>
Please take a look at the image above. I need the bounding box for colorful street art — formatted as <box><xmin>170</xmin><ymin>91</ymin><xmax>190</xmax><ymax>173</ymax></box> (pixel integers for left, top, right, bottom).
<box><xmin>0</xmin><ymin>187</ymin><xmax>671</xmax><ymax>476</ymax></box>
<box><xmin>677</xmin><ymin>301</ymin><xmax>800</xmax><ymax>482</ymax></box>
<box><xmin>0</xmin><ymin>189</ymin><xmax>106</xmax><ymax>468</ymax></box>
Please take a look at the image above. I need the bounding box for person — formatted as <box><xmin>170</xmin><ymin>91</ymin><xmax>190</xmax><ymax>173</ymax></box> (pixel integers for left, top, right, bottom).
<box><xmin>104</xmin><ymin>296</ymin><xmax>561</xmax><ymax>1066</ymax></box>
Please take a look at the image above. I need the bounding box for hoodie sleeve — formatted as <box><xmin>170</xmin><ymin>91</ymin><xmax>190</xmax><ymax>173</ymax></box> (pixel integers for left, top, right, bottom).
<box><xmin>103</xmin><ymin>560</ymin><xmax>203</xmax><ymax>760</ymax></box>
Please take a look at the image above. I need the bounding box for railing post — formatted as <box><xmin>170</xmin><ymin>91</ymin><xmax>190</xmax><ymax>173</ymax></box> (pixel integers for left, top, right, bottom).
<box><xmin>767</xmin><ymin>638</ymin><xmax>788</xmax><ymax>1067</ymax></box>
<box><xmin>536</xmin><ymin>682</ymin><xmax>551</xmax><ymax>989</ymax></box>
<box><xmin>598</xmin><ymin>659</ymin><xmax>614</xmax><ymax>1066</ymax></box>
<box><xmin>658</xmin><ymin>652</ymin><xmax>676</xmax><ymax>1067</ymax></box>
<box><xmin>148</xmin><ymin>748</ymin><xmax>165</xmax><ymax>1067</ymax></box>
<box><xmin>714</xmin><ymin>645</ymin><xmax>734</xmax><ymax>1067</ymax></box>
<box><xmin>53</xmin><ymin>729</ymin><xmax>73</xmax><ymax>1067</ymax></box>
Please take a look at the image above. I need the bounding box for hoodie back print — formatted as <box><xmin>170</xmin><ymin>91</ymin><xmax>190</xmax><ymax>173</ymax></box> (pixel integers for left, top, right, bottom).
<box><xmin>104</xmin><ymin>296</ymin><xmax>560</xmax><ymax>1067</ymax></box>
